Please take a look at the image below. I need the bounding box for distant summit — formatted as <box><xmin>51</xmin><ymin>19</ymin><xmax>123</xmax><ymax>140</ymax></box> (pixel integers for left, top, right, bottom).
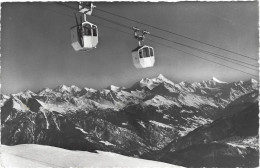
<box><xmin>212</xmin><ymin>77</ymin><xmax>227</xmax><ymax>83</ymax></box>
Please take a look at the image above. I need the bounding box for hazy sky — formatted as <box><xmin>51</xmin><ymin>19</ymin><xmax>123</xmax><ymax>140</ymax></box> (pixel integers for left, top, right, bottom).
<box><xmin>1</xmin><ymin>2</ymin><xmax>258</xmax><ymax>94</ymax></box>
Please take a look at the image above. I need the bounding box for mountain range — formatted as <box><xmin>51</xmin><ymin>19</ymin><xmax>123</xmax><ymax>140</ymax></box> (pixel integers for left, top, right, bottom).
<box><xmin>1</xmin><ymin>74</ymin><xmax>259</xmax><ymax>167</ymax></box>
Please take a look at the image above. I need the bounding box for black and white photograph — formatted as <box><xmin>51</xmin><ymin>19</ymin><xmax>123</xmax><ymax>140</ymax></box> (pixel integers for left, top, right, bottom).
<box><xmin>0</xmin><ymin>1</ymin><xmax>259</xmax><ymax>167</ymax></box>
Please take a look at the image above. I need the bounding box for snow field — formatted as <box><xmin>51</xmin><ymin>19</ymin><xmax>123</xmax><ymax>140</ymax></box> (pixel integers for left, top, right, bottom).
<box><xmin>0</xmin><ymin>144</ymin><xmax>181</xmax><ymax>168</ymax></box>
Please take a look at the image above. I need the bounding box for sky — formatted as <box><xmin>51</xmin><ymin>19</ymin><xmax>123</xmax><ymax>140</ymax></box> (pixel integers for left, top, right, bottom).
<box><xmin>1</xmin><ymin>1</ymin><xmax>259</xmax><ymax>94</ymax></box>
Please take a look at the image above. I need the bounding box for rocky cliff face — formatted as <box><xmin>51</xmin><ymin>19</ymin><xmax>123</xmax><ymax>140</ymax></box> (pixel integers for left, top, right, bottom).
<box><xmin>1</xmin><ymin>75</ymin><xmax>258</xmax><ymax>164</ymax></box>
<box><xmin>154</xmin><ymin>91</ymin><xmax>259</xmax><ymax>167</ymax></box>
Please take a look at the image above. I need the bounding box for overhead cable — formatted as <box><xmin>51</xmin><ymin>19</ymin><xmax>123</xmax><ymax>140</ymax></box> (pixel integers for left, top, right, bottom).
<box><xmin>95</xmin><ymin>7</ymin><xmax>257</xmax><ymax>61</ymax></box>
<box><xmin>48</xmin><ymin>2</ymin><xmax>259</xmax><ymax>77</ymax></box>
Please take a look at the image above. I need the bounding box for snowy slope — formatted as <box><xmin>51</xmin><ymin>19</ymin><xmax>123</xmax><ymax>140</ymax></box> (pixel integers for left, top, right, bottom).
<box><xmin>0</xmin><ymin>144</ymin><xmax>181</xmax><ymax>168</ymax></box>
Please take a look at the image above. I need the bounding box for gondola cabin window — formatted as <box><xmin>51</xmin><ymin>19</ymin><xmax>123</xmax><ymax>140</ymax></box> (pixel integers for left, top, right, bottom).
<box><xmin>149</xmin><ymin>47</ymin><xmax>154</xmax><ymax>56</ymax></box>
<box><xmin>92</xmin><ymin>26</ymin><xmax>98</xmax><ymax>36</ymax></box>
<box><xmin>139</xmin><ymin>50</ymin><xmax>143</xmax><ymax>58</ymax></box>
<box><xmin>83</xmin><ymin>24</ymin><xmax>92</xmax><ymax>36</ymax></box>
<box><xmin>143</xmin><ymin>47</ymin><xmax>150</xmax><ymax>58</ymax></box>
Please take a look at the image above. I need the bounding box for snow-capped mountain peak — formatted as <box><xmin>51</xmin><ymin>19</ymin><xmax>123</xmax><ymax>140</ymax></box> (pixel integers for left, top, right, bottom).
<box><xmin>1</xmin><ymin>94</ymin><xmax>10</xmax><ymax>99</ymax></box>
<box><xmin>83</xmin><ymin>87</ymin><xmax>97</xmax><ymax>92</ymax></box>
<box><xmin>140</xmin><ymin>78</ymin><xmax>150</xmax><ymax>83</ymax></box>
<box><xmin>107</xmin><ymin>85</ymin><xmax>121</xmax><ymax>92</ymax></box>
<box><xmin>250</xmin><ymin>78</ymin><xmax>258</xmax><ymax>84</ymax></box>
<box><xmin>55</xmin><ymin>85</ymin><xmax>70</xmax><ymax>92</ymax></box>
<box><xmin>134</xmin><ymin>74</ymin><xmax>176</xmax><ymax>91</ymax></box>
<box><xmin>23</xmin><ymin>90</ymin><xmax>35</xmax><ymax>95</ymax></box>
<box><xmin>179</xmin><ymin>81</ymin><xmax>188</xmax><ymax>86</ymax></box>
<box><xmin>153</xmin><ymin>74</ymin><xmax>174</xmax><ymax>85</ymax></box>
<box><xmin>38</xmin><ymin>88</ymin><xmax>54</xmax><ymax>96</ymax></box>
<box><xmin>140</xmin><ymin>78</ymin><xmax>156</xmax><ymax>90</ymax></box>
<box><xmin>70</xmin><ymin>85</ymin><xmax>81</xmax><ymax>92</ymax></box>
<box><xmin>212</xmin><ymin>77</ymin><xmax>227</xmax><ymax>83</ymax></box>
<box><xmin>12</xmin><ymin>90</ymin><xmax>36</xmax><ymax>98</ymax></box>
<box><xmin>40</xmin><ymin>88</ymin><xmax>52</xmax><ymax>93</ymax></box>
<box><xmin>157</xmin><ymin>74</ymin><xmax>167</xmax><ymax>80</ymax></box>
<box><xmin>53</xmin><ymin>85</ymin><xmax>81</xmax><ymax>94</ymax></box>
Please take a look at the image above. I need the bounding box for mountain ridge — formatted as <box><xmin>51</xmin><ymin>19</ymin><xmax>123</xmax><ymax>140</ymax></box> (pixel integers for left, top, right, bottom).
<box><xmin>2</xmin><ymin>75</ymin><xmax>258</xmax><ymax>97</ymax></box>
<box><xmin>1</xmin><ymin>74</ymin><xmax>258</xmax><ymax>166</ymax></box>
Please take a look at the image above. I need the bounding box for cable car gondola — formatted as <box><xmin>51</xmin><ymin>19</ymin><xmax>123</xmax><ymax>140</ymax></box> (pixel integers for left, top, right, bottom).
<box><xmin>131</xmin><ymin>27</ymin><xmax>155</xmax><ymax>68</ymax></box>
<box><xmin>71</xmin><ymin>2</ymin><xmax>98</xmax><ymax>51</ymax></box>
